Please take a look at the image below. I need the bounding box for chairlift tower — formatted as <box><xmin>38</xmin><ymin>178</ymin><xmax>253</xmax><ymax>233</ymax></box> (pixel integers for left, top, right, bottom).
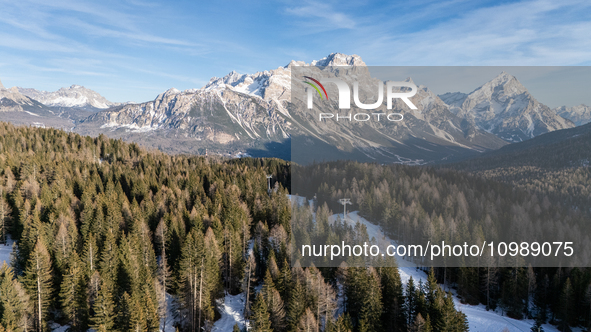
<box><xmin>339</xmin><ymin>198</ymin><xmax>352</xmax><ymax>221</ymax></box>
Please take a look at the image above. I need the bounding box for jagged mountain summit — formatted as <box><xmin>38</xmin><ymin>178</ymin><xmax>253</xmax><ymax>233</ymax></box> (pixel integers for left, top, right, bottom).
<box><xmin>439</xmin><ymin>72</ymin><xmax>575</xmax><ymax>142</ymax></box>
<box><xmin>17</xmin><ymin>85</ymin><xmax>121</xmax><ymax>110</ymax></box>
<box><xmin>76</xmin><ymin>55</ymin><xmax>365</xmax><ymax>152</ymax></box>
<box><xmin>75</xmin><ymin>53</ymin><xmax>506</xmax><ymax>163</ymax></box>
<box><xmin>554</xmin><ymin>104</ymin><xmax>591</xmax><ymax>126</ymax></box>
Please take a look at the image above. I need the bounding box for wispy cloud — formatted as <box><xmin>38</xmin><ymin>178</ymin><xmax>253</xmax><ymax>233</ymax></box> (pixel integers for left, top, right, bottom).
<box><xmin>350</xmin><ymin>0</ymin><xmax>591</xmax><ymax>65</ymax></box>
<box><xmin>285</xmin><ymin>1</ymin><xmax>357</xmax><ymax>31</ymax></box>
<box><xmin>1</xmin><ymin>0</ymin><xmax>590</xmax><ymax>102</ymax></box>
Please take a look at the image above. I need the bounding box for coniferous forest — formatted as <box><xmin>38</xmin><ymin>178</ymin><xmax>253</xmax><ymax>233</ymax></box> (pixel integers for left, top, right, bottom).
<box><xmin>0</xmin><ymin>122</ymin><xmax>589</xmax><ymax>332</ymax></box>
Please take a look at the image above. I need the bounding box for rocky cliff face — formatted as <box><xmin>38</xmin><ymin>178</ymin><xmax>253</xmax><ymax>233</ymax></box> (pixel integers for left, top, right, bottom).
<box><xmin>439</xmin><ymin>72</ymin><xmax>575</xmax><ymax>142</ymax></box>
<box><xmin>80</xmin><ymin>87</ymin><xmax>292</xmax><ymax>144</ymax></box>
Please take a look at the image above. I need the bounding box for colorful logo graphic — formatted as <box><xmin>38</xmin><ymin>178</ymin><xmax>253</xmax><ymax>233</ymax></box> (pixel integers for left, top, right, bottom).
<box><xmin>303</xmin><ymin>76</ymin><xmax>329</xmax><ymax>100</ymax></box>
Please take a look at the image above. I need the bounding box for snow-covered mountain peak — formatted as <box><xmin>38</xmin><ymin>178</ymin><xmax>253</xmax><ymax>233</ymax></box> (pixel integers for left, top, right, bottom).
<box><xmin>203</xmin><ymin>65</ymin><xmax>291</xmax><ymax>101</ymax></box>
<box><xmin>164</xmin><ymin>87</ymin><xmax>181</xmax><ymax>95</ymax></box>
<box><xmin>450</xmin><ymin>72</ymin><xmax>574</xmax><ymax>141</ymax></box>
<box><xmin>472</xmin><ymin>71</ymin><xmax>527</xmax><ymax>100</ymax></box>
<box><xmin>286</xmin><ymin>60</ymin><xmax>307</xmax><ymax>68</ymax></box>
<box><xmin>17</xmin><ymin>85</ymin><xmax>120</xmax><ymax>109</ymax></box>
<box><xmin>202</xmin><ymin>53</ymin><xmax>367</xmax><ymax>102</ymax></box>
<box><xmin>0</xmin><ymin>78</ymin><xmax>5</xmax><ymax>90</ymax></box>
<box><xmin>311</xmin><ymin>53</ymin><xmax>366</xmax><ymax>67</ymax></box>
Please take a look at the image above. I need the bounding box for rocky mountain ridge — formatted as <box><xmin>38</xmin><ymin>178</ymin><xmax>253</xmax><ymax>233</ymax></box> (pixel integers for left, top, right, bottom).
<box><xmin>17</xmin><ymin>85</ymin><xmax>121</xmax><ymax>110</ymax></box>
<box><xmin>0</xmin><ymin>54</ymin><xmax>584</xmax><ymax>163</ymax></box>
<box><xmin>75</xmin><ymin>54</ymin><xmax>508</xmax><ymax>163</ymax></box>
<box><xmin>439</xmin><ymin>72</ymin><xmax>575</xmax><ymax>142</ymax></box>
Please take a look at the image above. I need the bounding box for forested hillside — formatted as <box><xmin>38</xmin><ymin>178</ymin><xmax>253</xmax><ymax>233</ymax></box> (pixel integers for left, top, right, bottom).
<box><xmin>0</xmin><ymin>122</ymin><xmax>588</xmax><ymax>332</ymax></box>
<box><xmin>293</xmin><ymin>160</ymin><xmax>591</xmax><ymax>330</ymax></box>
<box><xmin>0</xmin><ymin>123</ymin><xmax>469</xmax><ymax>332</ymax></box>
<box><xmin>449</xmin><ymin>123</ymin><xmax>591</xmax><ymax>215</ymax></box>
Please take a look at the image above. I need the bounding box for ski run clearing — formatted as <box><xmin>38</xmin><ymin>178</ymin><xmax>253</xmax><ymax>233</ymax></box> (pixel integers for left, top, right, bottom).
<box><xmin>287</xmin><ymin>195</ymin><xmax>579</xmax><ymax>332</ymax></box>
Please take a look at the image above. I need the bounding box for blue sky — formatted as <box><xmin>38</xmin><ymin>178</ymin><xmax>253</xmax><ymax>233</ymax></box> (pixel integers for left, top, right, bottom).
<box><xmin>1</xmin><ymin>0</ymin><xmax>591</xmax><ymax>103</ymax></box>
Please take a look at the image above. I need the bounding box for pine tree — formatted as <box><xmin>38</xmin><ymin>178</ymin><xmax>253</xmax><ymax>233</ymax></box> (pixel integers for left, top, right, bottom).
<box><xmin>178</xmin><ymin>230</ymin><xmax>208</xmax><ymax>332</ymax></box>
<box><xmin>288</xmin><ymin>281</ymin><xmax>307</xmax><ymax>332</ymax></box>
<box><xmin>24</xmin><ymin>238</ymin><xmax>53</xmax><ymax>332</ymax></box>
<box><xmin>410</xmin><ymin>313</ymin><xmax>432</xmax><ymax>332</ymax></box>
<box><xmin>531</xmin><ymin>319</ymin><xmax>545</xmax><ymax>332</ymax></box>
<box><xmin>359</xmin><ymin>268</ymin><xmax>382</xmax><ymax>332</ymax></box>
<box><xmin>98</xmin><ymin>229</ymin><xmax>119</xmax><ymax>286</ymax></box>
<box><xmin>90</xmin><ymin>273</ymin><xmax>117</xmax><ymax>332</ymax></box>
<box><xmin>251</xmin><ymin>294</ymin><xmax>272</xmax><ymax>332</ymax></box>
<box><xmin>59</xmin><ymin>252</ymin><xmax>88</xmax><ymax>331</ymax></box>
<box><xmin>0</xmin><ymin>188</ymin><xmax>11</xmax><ymax>245</ymax></box>
<box><xmin>262</xmin><ymin>269</ymin><xmax>286</xmax><ymax>331</ymax></box>
<box><xmin>242</xmin><ymin>253</ymin><xmax>257</xmax><ymax>318</ymax></box>
<box><xmin>82</xmin><ymin>233</ymin><xmax>98</xmax><ymax>277</ymax></box>
<box><xmin>277</xmin><ymin>259</ymin><xmax>292</xmax><ymax>300</ymax></box>
<box><xmin>0</xmin><ymin>263</ymin><xmax>31</xmax><ymax>332</ymax></box>
<box><xmin>53</xmin><ymin>213</ymin><xmax>77</xmax><ymax>275</ymax></box>
<box><xmin>296</xmin><ymin>308</ymin><xmax>317</xmax><ymax>332</ymax></box>
<box><xmin>379</xmin><ymin>264</ymin><xmax>405</xmax><ymax>332</ymax></box>
<box><xmin>143</xmin><ymin>283</ymin><xmax>161</xmax><ymax>331</ymax></box>
<box><xmin>406</xmin><ymin>276</ymin><xmax>418</xmax><ymax>326</ymax></box>
<box><xmin>326</xmin><ymin>314</ymin><xmax>353</xmax><ymax>332</ymax></box>
<box><xmin>344</xmin><ymin>267</ymin><xmax>382</xmax><ymax>332</ymax></box>
<box><xmin>128</xmin><ymin>292</ymin><xmax>147</xmax><ymax>332</ymax></box>
<box><xmin>558</xmin><ymin>278</ymin><xmax>574</xmax><ymax>332</ymax></box>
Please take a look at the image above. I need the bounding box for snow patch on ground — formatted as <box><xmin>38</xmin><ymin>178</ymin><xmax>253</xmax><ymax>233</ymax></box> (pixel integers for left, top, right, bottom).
<box><xmin>0</xmin><ymin>235</ymin><xmax>15</xmax><ymax>266</ymax></box>
<box><xmin>49</xmin><ymin>323</ymin><xmax>70</xmax><ymax>331</ymax></box>
<box><xmin>213</xmin><ymin>292</ymin><xmax>248</xmax><ymax>332</ymax></box>
<box><xmin>160</xmin><ymin>293</ymin><xmax>176</xmax><ymax>332</ymax></box>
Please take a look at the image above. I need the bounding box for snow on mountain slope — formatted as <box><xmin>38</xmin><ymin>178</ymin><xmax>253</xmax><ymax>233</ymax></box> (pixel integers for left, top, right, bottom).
<box><xmin>555</xmin><ymin>104</ymin><xmax>591</xmax><ymax>126</ymax></box>
<box><xmin>79</xmin><ymin>85</ymin><xmax>293</xmax><ymax>144</ymax></box>
<box><xmin>439</xmin><ymin>92</ymin><xmax>468</xmax><ymax>115</ymax></box>
<box><xmin>444</xmin><ymin>72</ymin><xmax>574</xmax><ymax>142</ymax></box>
<box><xmin>17</xmin><ymin>85</ymin><xmax>120</xmax><ymax>109</ymax></box>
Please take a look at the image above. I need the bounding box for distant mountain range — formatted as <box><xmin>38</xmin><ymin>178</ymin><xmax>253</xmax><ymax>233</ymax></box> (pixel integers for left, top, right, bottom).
<box><xmin>17</xmin><ymin>85</ymin><xmax>122</xmax><ymax>110</ymax></box>
<box><xmin>0</xmin><ymin>54</ymin><xmax>589</xmax><ymax>163</ymax></box>
<box><xmin>554</xmin><ymin>104</ymin><xmax>591</xmax><ymax>126</ymax></box>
